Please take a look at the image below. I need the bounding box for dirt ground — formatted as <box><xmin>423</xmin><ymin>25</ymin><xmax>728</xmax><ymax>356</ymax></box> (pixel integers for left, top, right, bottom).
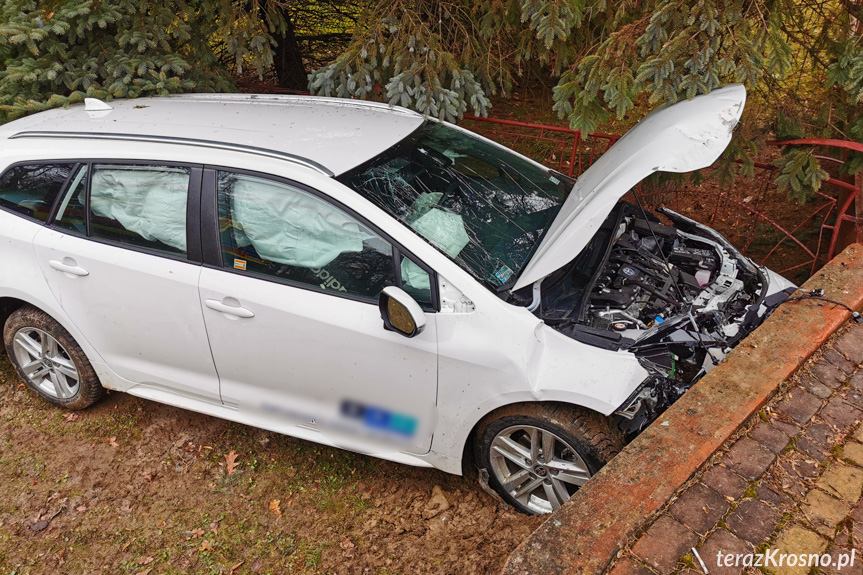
<box><xmin>0</xmin><ymin>351</ymin><xmax>542</xmax><ymax>575</ymax></box>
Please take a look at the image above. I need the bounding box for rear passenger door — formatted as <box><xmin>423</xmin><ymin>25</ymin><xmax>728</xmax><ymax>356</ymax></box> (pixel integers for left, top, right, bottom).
<box><xmin>31</xmin><ymin>162</ymin><xmax>221</xmax><ymax>402</ymax></box>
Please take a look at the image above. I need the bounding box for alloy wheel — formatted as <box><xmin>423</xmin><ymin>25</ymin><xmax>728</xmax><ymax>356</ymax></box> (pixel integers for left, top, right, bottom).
<box><xmin>11</xmin><ymin>327</ymin><xmax>80</xmax><ymax>400</ymax></box>
<box><xmin>489</xmin><ymin>424</ymin><xmax>591</xmax><ymax>514</ymax></box>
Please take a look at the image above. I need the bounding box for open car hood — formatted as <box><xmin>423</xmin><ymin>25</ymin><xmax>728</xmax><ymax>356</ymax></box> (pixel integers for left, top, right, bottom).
<box><xmin>512</xmin><ymin>84</ymin><xmax>746</xmax><ymax>291</ymax></box>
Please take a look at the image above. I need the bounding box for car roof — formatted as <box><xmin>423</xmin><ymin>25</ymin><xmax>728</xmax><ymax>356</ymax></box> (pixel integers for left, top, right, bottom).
<box><xmin>0</xmin><ymin>94</ymin><xmax>426</xmax><ymax>176</ymax></box>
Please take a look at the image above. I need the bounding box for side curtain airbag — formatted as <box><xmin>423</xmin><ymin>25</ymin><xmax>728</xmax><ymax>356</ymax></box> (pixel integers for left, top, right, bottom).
<box><xmin>230</xmin><ymin>177</ymin><xmax>365</xmax><ymax>268</ymax></box>
<box><xmin>90</xmin><ymin>168</ymin><xmax>189</xmax><ymax>251</ymax></box>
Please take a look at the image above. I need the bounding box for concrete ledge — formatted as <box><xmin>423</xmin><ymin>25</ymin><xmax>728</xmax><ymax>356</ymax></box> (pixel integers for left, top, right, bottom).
<box><xmin>502</xmin><ymin>244</ymin><xmax>863</xmax><ymax>575</ymax></box>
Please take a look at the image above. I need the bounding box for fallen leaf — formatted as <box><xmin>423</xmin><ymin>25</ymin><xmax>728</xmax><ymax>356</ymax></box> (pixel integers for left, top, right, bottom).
<box><xmin>224</xmin><ymin>450</ymin><xmax>239</xmax><ymax>475</ymax></box>
<box><xmin>199</xmin><ymin>539</ymin><xmax>213</xmax><ymax>552</ymax></box>
<box><xmin>29</xmin><ymin>520</ymin><xmax>49</xmax><ymax>532</ymax></box>
<box><xmin>209</xmin><ymin>519</ymin><xmax>220</xmax><ymax>535</ymax></box>
<box><xmin>63</xmin><ymin>413</ymin><xmax>79</xmax><ymax>423</ymax></box>
<box><xmin>269</xmin><ymin>499</ymin><xmax>281</xmax><ymax>517</ymax></box>
<box><xmin>230</xmin><ymin>561</ymin><xmax>244</xmax><ymax>573</ymax></box>
<box><xmin>122</xmin><ymin>541</ymin><xmax>131</xmax><ymax>551</ymax></box>
<box><xmin>106</xmin><ymin>436</ymin><xmax>119</xmax><ymax>448</ymax></box>
<box><xmin>76</xmin><ymin>505</ymin><xmax>87</xmax><ymax>513</ymax></box>
<box><xmin>183</xmin><ymin>527</ymin><xmax>205</xmax><ymax>540</ymax></box>
<box><xmin>340</xmin><ymin>538</ymin><xmax>355</xmax><ymax>549</ymax></box>
<box><xmin>135</xmin><ymin>569</ymin><xmax>152</xmax><ymax>575</ymax></box>
<box><xmin>135</xmin><ymin>556</ymin><xmax>153</xmax><ymax>565</ymax></box>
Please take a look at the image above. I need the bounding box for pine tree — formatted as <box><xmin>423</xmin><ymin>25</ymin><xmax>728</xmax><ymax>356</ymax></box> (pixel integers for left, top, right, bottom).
<box><xmin>2</xmin><ymin>2</ymin><xmax>211</xmax><ymax>121</ymax></box>
<box><xmin>0</xmin><ymin>0</ymin><xmax>337</xmax><ymax>122</ymax></box>
<box><xmin>308</xmin><ymin>0</ymin><xmax>863</xmax><ymax>197</ymax></box>
<box><xmin>3</xmin><ymin>0</ymin><xmax>862</xmax><ymax>197</ymax></box>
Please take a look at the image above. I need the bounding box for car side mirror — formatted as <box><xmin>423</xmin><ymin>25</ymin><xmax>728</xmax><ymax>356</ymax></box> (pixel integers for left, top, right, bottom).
<box><xmin>379</xmin><ymin>286</ymin><xmax>426</xmax><ymax>338</ymax></box>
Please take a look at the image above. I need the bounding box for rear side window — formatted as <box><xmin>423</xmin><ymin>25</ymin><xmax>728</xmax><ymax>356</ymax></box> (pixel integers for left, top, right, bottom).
<box><xmin>0</xmin><ymin>163</ymin><xmax>74</xmax><ymax>222</ymax></box>
<box><xmin>53</xmin><ymin>163</ymin><xmax>191</xmax><ymax>257</ymax></box>
<box><xmin>87</xmin><ymin>164</ymin><xmax>190</xmax><ymax>256</ymax></box>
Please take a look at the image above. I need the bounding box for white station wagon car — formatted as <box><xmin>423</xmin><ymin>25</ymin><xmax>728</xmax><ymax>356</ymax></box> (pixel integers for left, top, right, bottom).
<box><xmin>0</xmin><ymin>84</ymin><xmax>794</xmax><ymax>514</ymax></box>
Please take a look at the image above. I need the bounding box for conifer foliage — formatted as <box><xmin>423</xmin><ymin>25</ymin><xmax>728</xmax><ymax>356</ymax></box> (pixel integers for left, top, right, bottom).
<box><xmin>309</xmin><ymin>0</ymin><xmax>862</xmax><ymax>196</ymax></box>
<box><xmin>2</xmin><ymin>1</ymin><xmax>862</xmax><ymax>197</ymax></box>
<box><xmin>0</xmin><ymin>0</ymin><xmax>276</xmax><ymax>123</ymax></box>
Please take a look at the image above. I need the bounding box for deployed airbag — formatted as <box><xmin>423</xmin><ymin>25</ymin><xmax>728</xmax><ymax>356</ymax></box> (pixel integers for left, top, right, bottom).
<box><xmin>230</xmin><ymin>176</ymin><xmax>365</xmax><ymax>268</ymax></box>
<box><xmin>401</xmin><ymin>258</ymin><xmax>431</xmax><ymax>292</ymax></box>
<box><xmin>410</xmin><ymin>206</ymin><xmax>470</xmax><ymax>259</ymax></box>
<box><xmin>90</xmin><ymin>167</ymin><xmax>189</xmax><ymax>251</ymax></box>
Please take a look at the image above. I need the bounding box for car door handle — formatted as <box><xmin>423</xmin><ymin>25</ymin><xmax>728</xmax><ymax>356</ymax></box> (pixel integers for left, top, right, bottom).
<box><xmin>48</xmin><ymin>259</ymin><xmax>89</xmax><ymax>277</ymax></box>
<box><xmin>205</xmin><ymin>299</ymin><xmax>255</xmax><ymax>319</ymax></box>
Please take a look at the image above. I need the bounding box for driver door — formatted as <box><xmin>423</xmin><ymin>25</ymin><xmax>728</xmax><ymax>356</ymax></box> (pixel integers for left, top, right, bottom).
<box><xmin>197</xmin><ymin>168</ymin><xmax>439</xmax><ymax>455</ymax></box>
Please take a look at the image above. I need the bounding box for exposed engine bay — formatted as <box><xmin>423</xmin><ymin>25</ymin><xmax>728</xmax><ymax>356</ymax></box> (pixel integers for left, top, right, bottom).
<box><xmin>525</xmin><ymin>201</ymin><xmax>794</xmax><ymax>437</ymax></box>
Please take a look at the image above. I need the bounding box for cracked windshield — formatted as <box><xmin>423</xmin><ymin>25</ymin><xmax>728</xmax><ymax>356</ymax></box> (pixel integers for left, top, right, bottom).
<box><xmin>338</xmin><ymin>122</ymin><xmax>572</xmax><ymax>289</ymax></box>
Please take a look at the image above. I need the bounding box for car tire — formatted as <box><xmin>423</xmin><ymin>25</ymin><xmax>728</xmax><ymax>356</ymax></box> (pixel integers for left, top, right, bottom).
<box><xmin>3</xmin><ymin>305</ymin><xmax>104</xmax><ymax>410</ymax></box>
<box><xmin>475</xmin><ymin>403</ymin><xmax>624</xmax><ymax>515</ymax></box>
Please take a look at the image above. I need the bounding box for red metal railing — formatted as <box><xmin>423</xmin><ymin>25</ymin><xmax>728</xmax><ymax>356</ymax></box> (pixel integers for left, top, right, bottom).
<box><xmin>766</xmin><ymin>139</ymin><xmax>863</xmax><ymax>264</ymax></box>
<box><xmin>462</xmin><ymin>115</ymin><xmax>619</xmax><ymax>178</ymax></box>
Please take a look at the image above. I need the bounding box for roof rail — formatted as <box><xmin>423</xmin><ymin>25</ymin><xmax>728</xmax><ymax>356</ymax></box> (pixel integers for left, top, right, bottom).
<box><xmin>8</xmin><ymin>130</ymin><xmax>334</xmax><ymax>177</ymax></box>
<box><xmin>168</xmin><ymin>92</ymin><xmax>422</xmax><ymax>117</ymax></box>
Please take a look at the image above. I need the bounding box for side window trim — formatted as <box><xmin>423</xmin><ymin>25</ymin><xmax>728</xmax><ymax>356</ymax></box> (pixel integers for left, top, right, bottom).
<box><xmin>84</xmin><ymin>162</ymin><xmax>92</xmax><ymax>237</ymax></box>
<box><xmin>201</xmin><ymin>166</ymin><xmax>440</xmax><ymax>312</ymax></box>
<box><xmin>186</xmin><ymin>167</ymin><xmax>204</xmax><ymax>263</ymax></box>
<box><xmin>50</xmin><ymin>163</ymin><xmax>88</xmax><ymax>231</ymax></box>
<box><xmin>47</xmin><ymin>159</ymin><xmax>204</xmax><ymax>264</ymax></box>
<box><xmin>200</xmin><ymin>168</ymin><xmax>221</xmax><ymax>268</ymax></box>
<box><xmin>47</xmin><ymin>162</ymin><xmax>80</xmax><ymax>224</ymax></box>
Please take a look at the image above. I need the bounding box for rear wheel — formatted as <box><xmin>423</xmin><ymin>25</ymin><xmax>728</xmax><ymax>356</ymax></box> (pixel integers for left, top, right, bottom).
<box><xmin>475</xmin><ymin>403</ymin><xmax>624</xmax><ymax>515</ymax></box>
<box><xmin>3</xmin><ymin>306</ymin><xmax>104</xmax><ymax>410</ymax></box>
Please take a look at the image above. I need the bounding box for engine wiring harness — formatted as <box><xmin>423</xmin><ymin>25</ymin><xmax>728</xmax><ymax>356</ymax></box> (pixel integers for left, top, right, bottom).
<box><xmin>770</xmin><ymin>288</ymin><xmax>863</xmax><ymax>323</ymax></box>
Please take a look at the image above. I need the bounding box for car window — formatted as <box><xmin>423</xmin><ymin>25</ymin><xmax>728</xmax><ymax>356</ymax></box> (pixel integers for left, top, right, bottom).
<box><xmin>0</xmin><ymin>163</ymin><xmax>74</xmax><ymax>223</ymax></box>
<box><xmin>87</xmin><ymin>164</ymin><xmax>190</xmax><ymax>256</ymax></box>
<box><xmin>338</xmin><ymin>122</ymin><xmax>571</xmax><ymax>289</ymax></box>
<box><xmin>400</xmin><ymin>254</ymin><xmax>433</xmax><ymax>305</ymax></box>
<box><xmin>217</xmin><ymin>171</ymin><xmax>397</xmax><ymax>301</ymax></box>
<box><xmin>54</xmin><ymin>164</ymin><xmax>88</xmax><ymax>234</ymax></box>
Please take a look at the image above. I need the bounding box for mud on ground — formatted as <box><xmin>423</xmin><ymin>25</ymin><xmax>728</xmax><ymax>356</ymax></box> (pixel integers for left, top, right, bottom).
<box><xmin>0</xmin><ymin>352</ymin><xmax>541</xmax><ymax>574</ymax></box>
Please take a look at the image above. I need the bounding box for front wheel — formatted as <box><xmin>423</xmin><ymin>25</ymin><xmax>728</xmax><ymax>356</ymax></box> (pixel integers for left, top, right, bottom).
<box><xmin>475</xmin><ymin>403</ymin><xmax>624</xmax><ymax>515</ymax></box>
<box><xmin>3</xmin><ymin>305</ymin><xmax>104</xmax><ymax>410</ymax></box>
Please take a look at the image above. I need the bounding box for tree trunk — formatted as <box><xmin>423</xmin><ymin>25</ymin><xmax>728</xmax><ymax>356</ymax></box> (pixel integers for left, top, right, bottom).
<box><xmin>273</xmin><ymin>11</ymin><xmax>308</xmax><ymax>91</ymax></box>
